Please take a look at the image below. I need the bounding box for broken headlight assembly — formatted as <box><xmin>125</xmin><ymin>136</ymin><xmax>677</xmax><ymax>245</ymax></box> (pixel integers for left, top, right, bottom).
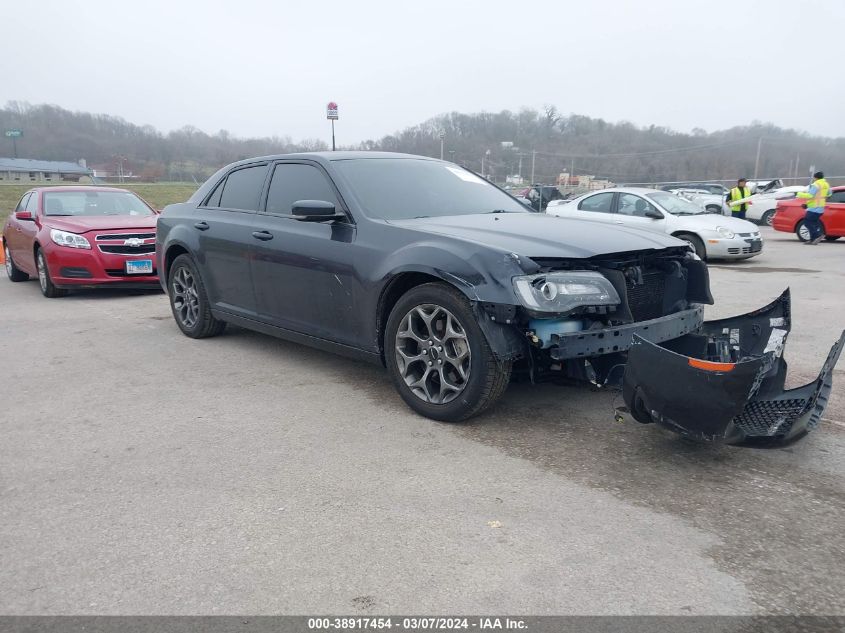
<box><xmin>512</xmin><ymin>271</ymin><xmax>620</xmax><ymax>315</ymax></box>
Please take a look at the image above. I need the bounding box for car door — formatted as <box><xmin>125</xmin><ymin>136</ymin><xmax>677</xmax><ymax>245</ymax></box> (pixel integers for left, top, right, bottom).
<box><xmin>5</xmin><ymin>193</ymin><xmax>31</xmax><ymax>270</ymax></box>
<box><xmin>194</xmin><ymin>162</ymin><xmax>269</xmax><ymax>318</ymax></box>
<box><xmin>250</xmin><ymin>161</ymin><xmax>362</xmax><ymax>345</ymax></box>
<box><xmin>824</xmin><ymin>190</ymin><xmax>845</xmax><ymax>236</ymax></box>
<box><xmin>614</xmin><ymin>192</ymin><xmax>668</xmax><ymax>235</ymax></box>
<box><xmin>570</xmin><ymin>191</ymin><xmax>618</xmax><ymax>223</ymax></box>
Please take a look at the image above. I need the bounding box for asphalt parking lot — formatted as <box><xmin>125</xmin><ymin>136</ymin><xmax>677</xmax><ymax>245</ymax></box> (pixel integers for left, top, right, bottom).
<box><xmin>1</xmin><ymin>227</ymin><xmax>843</xmax><ymax>615</ymax></box>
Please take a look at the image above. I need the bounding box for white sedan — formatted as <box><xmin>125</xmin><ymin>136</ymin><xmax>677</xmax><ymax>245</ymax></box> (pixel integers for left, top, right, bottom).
<box><xmin>546</xmin><ymin>188</ymin><xmax>762</xmax><ymax>260</ymax></box>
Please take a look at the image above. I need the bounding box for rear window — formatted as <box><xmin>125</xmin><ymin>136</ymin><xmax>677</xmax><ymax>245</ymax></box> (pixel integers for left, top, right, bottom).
<box><xmin>217</xmin><ymin>165</ymin><xmax>268</xmax><ymax>211</ymax></box>
<box><xmin>43</xmin><ymin>191</ymin><xmax>154</xmax><ymax>217</ymax></box>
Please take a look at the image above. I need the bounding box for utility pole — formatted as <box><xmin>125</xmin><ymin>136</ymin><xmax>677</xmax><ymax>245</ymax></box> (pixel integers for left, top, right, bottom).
<box><xmin>439</xmin><ymin>132</ymin><xmax>445</xmax><ymax>160</ymax></box>
<box><xmin>794</xmin><ymin>152</ymin><xmax>800</xmax><ymax>181</ymax></box>
<box><xmin>570</xmin><ymin>157</ymin><xmax>575</xmax><ymax>184</ymax></box>
<box><xmin>753</xmin><ymin>136</ymin><xmax>763</xmax><ymax>180</ymax></box>
<box><xmin>517</xmin><ymin>153</ymin><xmax>523</xmax><ymax>180</ymax></box>
<box><xmin>530</xmin><ymin>150</ymin><xmax>536</xmax><ymax>184</ymax></box>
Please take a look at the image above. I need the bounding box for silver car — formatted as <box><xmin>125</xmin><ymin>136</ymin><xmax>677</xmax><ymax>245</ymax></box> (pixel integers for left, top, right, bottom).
<box><xmin>546</xmin><ymin>187</ymin><xmax>763</xmax><ymax>260</ymax></box>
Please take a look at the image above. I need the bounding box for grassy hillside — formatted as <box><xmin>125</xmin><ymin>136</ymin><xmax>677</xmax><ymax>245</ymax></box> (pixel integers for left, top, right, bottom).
<box><xmin>0</xmin><ymin>183</ymin><xmax>198</xmax><ymax>223</ymax></box>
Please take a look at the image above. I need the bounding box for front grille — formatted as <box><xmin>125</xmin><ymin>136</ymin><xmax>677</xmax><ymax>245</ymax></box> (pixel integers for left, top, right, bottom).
<box><xmin>732</xmin><ymin>398</ymin><xmax>808</xmax><ymax>437</ymax></box>
<box><xmin>626</xmin><ymin>271</ymin><xmax>665</xmax><ymax>321</ymax></box>
<box><xmin>98</xmin><ymin>244</ymin><xmax>156</xmax><ymax>254</ymax></box>
<box><xmin>95</xmin><ymin>233</ymin><xmax>156</xmax><ymax>241</ymax></box>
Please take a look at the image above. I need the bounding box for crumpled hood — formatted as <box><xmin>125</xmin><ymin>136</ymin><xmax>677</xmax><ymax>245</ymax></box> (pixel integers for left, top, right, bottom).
<box><xmin>389</xmin><ymin>213</ymin><xmax>685</xmax><ymax>259</ymax></box>
<box><xmin>42</xmin><ymin>214</ymin><xmax>159</xmax><ymax>234</ymax></box>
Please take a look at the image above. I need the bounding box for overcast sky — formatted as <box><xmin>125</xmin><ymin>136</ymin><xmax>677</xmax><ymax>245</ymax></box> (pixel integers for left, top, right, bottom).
<box><xmin>2</xmin><ymin>0</ymin><xmax>842</xmax><ymax>144</ymax></box>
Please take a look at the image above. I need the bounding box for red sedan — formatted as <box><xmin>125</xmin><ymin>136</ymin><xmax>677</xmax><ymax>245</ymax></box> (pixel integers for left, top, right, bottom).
<box><xmin>772</xmin><ymin>185</ymin><xmax>845</xmax><ymax>242</ymax></box>
<box><xmin>2</xmin><ymin>186</ymin><xmax>160</xmax><ymax>297</ymax></box>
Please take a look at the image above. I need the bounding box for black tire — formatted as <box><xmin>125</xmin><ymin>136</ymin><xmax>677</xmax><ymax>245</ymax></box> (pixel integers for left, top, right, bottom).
<box><xmin>4</xmin><ymin>243</ymin><xmax>29</xmax><ymax>282</ymax></box>
<box><xmin>167</xmin><ymin>253</ymin><xmax>227</xmax><ymax>338</ymax></box>
<box><xmin>760</xmin><ymin>210</ymin><xmax>775</xmax><ymax>226</ymax></box>
<box><xmin>35</xmin><ymin>249</ymin><xmax>67</xmax><ymax>298</ymax></box>
<box><xmin>676</xmin><ymin>233</ymin><xmax>706</xmax><ymax>260</ymax></box>
<box><xmin>795</xmin><ymin>220</ymin><xmax>813</xmax><ymax>242</ymax></box>
<box><xmin>385</xmin><ymin>282</ymin><xmax>512</xmax><ymax>422</ymax></box>
<box><xmin>824</xmin><ymin>236</ymin><xmax>840</xmax><ymax>242</ymax></box>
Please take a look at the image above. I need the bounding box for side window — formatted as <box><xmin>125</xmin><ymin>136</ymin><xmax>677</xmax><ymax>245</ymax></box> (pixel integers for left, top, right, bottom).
<box><xmin>218</xmin><ymin>164</ymin><xmax>268</xmax><ymax>211</ymax></box>
<box><xmin>25</xmin><ymin>192</ymin><xmax>39</xmax><ymax>215</ymax></box>
<box><xmin>205</xmin><ymin>178</ymin><xmax>225</xmax><ymax>207</ymax></box>
<box><xmin>617</xmin><ymin>193</ymin><xmax>657</xmax><ymax>217</ymax></box>
<box><xmin>265</xmin><ymin>163</ymin><xmax>341</xmax><ymax>215</ymax></box>
<box><xmin>578</xmin><ymin>192</ymin><xmax>615</xmax><ymax>214</ymax></box>
<box><xmin>829</xmin><ymin>190</ymin><xmax>845</xmax><ymax>204</ymax></box>
<box><xmin>15</xmin><ymin>193</ymin><xmax>30</xmax><ymax>212</ymax></box>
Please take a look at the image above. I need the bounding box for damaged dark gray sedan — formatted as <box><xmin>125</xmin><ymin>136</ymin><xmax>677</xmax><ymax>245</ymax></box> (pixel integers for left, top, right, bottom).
<box><xmin>156</xmin><ymin>152</ymin><xmax>843</xmax><ymax>445</ymax></box>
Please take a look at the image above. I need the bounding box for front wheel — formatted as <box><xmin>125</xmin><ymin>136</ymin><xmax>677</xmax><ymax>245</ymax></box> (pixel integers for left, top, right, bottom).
<box><xmin>36</xmin><ymin>249</ymin><xmax>67</xmax><ymax>298</ymax></box>
<box><xmin>4</xmin><ymin>243</ymin><xmax>29</xmax><ymax>282</ymax></box>
<box><xmin>168</xmin><ymin>254</ymin><xmax>227</xmax><ymax>338</ymax></box>
<box><xmin>385</xmin><ymin>282</ymin><xmax>512</xmax><ymax>422</ymax></box>
<box><xmin>677</xmin><ymin>233</ymin><xmax>706</xmax><ymax>260</ymax></box>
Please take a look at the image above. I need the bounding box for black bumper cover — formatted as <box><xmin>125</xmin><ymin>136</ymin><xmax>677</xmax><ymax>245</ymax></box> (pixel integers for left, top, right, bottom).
<box><xmin>621</xmin><ymin>289</ymin><xmax>844</xmax><ymax>445</ymax></box>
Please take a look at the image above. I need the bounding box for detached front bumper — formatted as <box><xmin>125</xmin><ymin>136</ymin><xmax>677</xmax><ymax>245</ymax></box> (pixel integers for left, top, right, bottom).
<box><xmin>621</xmin><ymin>289</ymin><xmax>844</xmax><ymax>445</ymax></box>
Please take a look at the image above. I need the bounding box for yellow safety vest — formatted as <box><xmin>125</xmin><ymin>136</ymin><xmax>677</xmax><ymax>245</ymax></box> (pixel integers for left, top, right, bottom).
<box><xmin>729</xmin><ymin>186</ymin><xmax>751</xmax><ymax>212</ymax></box>
<box><xmin>797</xmin><ymin>178</ymin><xmax>830</xmax><ymax>209</ymax></box>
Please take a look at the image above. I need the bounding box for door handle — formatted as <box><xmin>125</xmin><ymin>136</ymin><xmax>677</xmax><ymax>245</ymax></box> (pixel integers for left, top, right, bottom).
<box><xmin>194</xmin><ymin>221</ymin><xmax>210</xmax><ymax>231</ymax></box>
<box><xmin>252</xmin><ymin>230</ymin><xmax>273</xmax><ymax>241</ymax></box>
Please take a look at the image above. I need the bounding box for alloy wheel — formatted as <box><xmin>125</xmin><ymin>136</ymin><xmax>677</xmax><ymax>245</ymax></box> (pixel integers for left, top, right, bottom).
<box><xmin>798</xmin><ymin>224</ymin><xmax>811</xmax><ymax>241</ymax></box>
<box><xmin>394</xmin><ymin>304</ymin><xmax>472</xmax><ymax>405</ymax></box>
<box><xmin>171</xmin><ymin>266</ymin><xmax>200</xmax><ymax>329</ymax></box>
<box><xmin>37</xmin><ymin>253</ymin><xmax>47</xmax><ymax>293</ymax></box>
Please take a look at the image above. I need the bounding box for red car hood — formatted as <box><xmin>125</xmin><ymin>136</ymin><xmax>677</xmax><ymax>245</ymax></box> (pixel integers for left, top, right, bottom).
<box><xmin>42</xmin><ymin>215</ymin><xmax>159</xmax><ymax>234</ymax></box>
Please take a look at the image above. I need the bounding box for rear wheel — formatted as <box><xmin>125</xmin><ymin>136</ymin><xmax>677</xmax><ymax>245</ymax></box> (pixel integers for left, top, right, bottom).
<box><xmin>760</xmin><ymin>210</ymin><xmax>775</xmax><ymax>226</ymax></box>
<box><xmin>677</xmin><ymin>233</ymin><xmax>706</xmax><ymax>260</ymax></box>
<box><xmin>4</xmin><ymin>243</ymin><xmax>29</xmax><ymax>282</ymax></box>
<box><xmin>36</xmin><ymin>249</ymin><xmax>67</xmax><ymax>298</ymax></box>
<box><xmin>168</xmin><ymin>254</ymin><xmax>226</xmax><ymax>338</ymax></box>
<box><xmin>385</xmin><ymin>282</ymin><xmax>511</xmax><ymax>422</ymax></box>
<box><xmin>795</xmin><ymin>220</ymin><xmax>815</xmax><ymax>242</ymax></box>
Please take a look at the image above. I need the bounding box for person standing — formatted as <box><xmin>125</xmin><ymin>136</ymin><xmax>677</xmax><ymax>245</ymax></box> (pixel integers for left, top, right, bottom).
<box><xmin>727</xmin><ymin>178</ymin><xmax>753</xmax><ymax>219</ymax></box>
<box><xmin>797</xmin><ymin>171</ymin><xmax>831</xmax><ymax>245</ymax></box>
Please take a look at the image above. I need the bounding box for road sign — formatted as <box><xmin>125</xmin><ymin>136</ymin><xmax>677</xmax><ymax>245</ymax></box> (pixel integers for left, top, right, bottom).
<box><xmin>326</xmin><ymin>102</ymin><xmax>339</xmax><ymax>120</ymax></box>
<box><xmin>5</xmin><ymin>129</ymin><xmax>22</xmax><ymax>138</ymax></box>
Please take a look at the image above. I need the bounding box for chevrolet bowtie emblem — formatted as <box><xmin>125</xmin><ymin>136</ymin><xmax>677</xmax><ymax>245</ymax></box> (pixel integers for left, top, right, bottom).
<box><xmin>124</xmin><ymin>238</ymin><xmax>144</xmax><ymax>247</ymax></box>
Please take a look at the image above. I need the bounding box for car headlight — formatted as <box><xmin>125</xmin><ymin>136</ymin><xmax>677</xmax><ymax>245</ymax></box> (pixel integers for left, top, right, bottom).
<box><xmin>50</xmin><ymin>229</ymin><xmax>91</xmax><ymax>249</ymax></box>
<box><xmin>512</xmin><ymin>271</ymin><xmax>620</xmax><ymax>314</ymax></box>
<box><xmin>715</xmin><ymin>226</ymin><xmax>735</xmax><ymax>239</ymax></box>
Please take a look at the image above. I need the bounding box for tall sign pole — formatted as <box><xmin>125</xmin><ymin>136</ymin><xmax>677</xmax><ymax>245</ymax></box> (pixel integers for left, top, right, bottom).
<box><xmin>326</xmin><ymin>102</ymin><xmax>339</xmax><ymax>151</ymax></box>
<box><xmin>5</xmin><ymin>129</ymin><xmax>23</xmax><ymax>158</ymax></box>
<box><xmin>439</xmin><ymin>131</ymin><xmax>445</xmax><ymax>160</ymax></box>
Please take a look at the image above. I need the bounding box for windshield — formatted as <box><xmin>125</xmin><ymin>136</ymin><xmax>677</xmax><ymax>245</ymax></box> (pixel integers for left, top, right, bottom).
<box><xmin>43</xmin><ymin>191</ymin><xmax>155</xmax><ymax>217</ymax></box>
<box><xmin>333</xmin><ymin>158</ymin><xmax>527</xmax><ymax>220</ymax></box>
<box><xmin>646</xmin><ymin>191</ymin><xmax>705</xmax><ymax>215</ymax></box>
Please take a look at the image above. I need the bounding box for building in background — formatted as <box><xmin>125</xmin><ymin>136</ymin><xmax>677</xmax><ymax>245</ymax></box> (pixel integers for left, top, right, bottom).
<box><xmin>0</xmin><ymin>158</ymin><xmax>93</xmax><ymax>183</ymax></box>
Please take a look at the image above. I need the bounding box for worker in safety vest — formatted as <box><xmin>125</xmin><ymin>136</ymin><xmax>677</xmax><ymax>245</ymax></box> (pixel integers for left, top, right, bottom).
<box><xmin>726</xmin><ymin>178</ymin><xmax>753</xmax><ymax>219</ymax></box>
<box><xmin>796</xmin><ymin>171</ymin><xmax>831</xmax><ymax>245</ymax></box>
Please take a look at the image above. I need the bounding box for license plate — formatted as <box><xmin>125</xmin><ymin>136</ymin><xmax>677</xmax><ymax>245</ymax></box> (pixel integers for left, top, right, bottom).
<box><xmin>125</xmin><ymin>259</ymin><xmax>153</xmax><ymax>274</ymax></box>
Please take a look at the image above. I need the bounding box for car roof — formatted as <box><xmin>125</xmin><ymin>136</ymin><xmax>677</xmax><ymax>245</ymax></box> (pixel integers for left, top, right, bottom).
<box><xmin>30</xmin><ymin>185</ymin><xmax>133</xmax><ymax>194</ymax></box>
<box><xmin>225</xmin><ymin>150</ymin><xmax>437</xmax><ymax>169</ymax></box>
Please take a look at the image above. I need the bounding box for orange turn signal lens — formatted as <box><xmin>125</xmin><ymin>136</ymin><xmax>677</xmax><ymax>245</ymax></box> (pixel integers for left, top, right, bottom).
<box><xmin>688</xmin><ymin>358</ymin><xmax>736</xmax><ymax>372</ymax></box>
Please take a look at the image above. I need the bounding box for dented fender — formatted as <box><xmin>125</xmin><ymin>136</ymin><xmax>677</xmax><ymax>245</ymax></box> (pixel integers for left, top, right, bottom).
<box><xmin>622</xmin><ymin>289</ymin><xmax>844</xmax><ymax>445</ymax></box>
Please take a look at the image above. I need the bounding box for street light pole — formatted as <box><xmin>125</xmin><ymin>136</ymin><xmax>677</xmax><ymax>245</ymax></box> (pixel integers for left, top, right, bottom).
<box><xmin>439</xmin><ymin>132</ymin><xmax>445</xmax><ymax>160</ymax></box>
<box><xmin>753</xmin><ymin>136</ymin><xmax>763</xmax><ymax>180</ymax></box>
<box><xmin>530</xmin><ymin>150</ymin><xmax>536</xmax><ymax>184</ymax></box>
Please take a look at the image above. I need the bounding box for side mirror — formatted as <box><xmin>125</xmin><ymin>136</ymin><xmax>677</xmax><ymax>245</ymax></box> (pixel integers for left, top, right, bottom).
<box><xmin>291</xmin><ymin>200</ymin><xmax>345</xmax><ymax>223</ymax></box>
<box><xmin>15</xmin><ymin>211</ymin><xmax>34</xmax><ymax>221</ymax></box>
<box><xmin>645</xmin><ymin>210</ymin><xmax>663</xmax><ymax>219</ymax></box>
